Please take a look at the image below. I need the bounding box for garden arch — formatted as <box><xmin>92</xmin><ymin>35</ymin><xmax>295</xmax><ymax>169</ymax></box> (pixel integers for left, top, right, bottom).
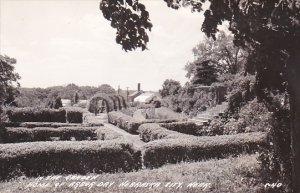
<box><xmin>88</xmin><ymin>93</ymin><xmax>114</xmax><ymax>114</ymax></box>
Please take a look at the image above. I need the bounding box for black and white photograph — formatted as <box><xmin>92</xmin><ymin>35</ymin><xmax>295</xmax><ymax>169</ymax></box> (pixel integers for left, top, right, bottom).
<box><xmin>0</xmin><ymin>0</ymin><xmax>299</xmax><ymax>192</ymax></box>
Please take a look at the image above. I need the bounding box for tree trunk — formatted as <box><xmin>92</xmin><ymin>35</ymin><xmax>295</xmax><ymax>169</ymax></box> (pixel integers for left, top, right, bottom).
<box><xmin>287</xmin><ymin>50</ymin><xmax>300</xmax><ymax>193</ymax></box>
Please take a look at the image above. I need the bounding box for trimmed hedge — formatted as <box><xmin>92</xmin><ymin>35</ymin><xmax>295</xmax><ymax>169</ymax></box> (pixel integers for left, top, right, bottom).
<box><xmin>95</xmin><ymin>126</ymin><xmax>123</xmax><ymax>140</ymax></box>
<box><xmin>0</xmin><ymin>140</ymin><xmax>141</xmax><ymax>180</ymax></box>
<box><xmin>2</xmin><ymin>126</ymin><xmax>123</xmax><ymax>143</ymax></box>
<box><xmin>138</xmin><ymin>123</ymin><xmax>190</xmax><ymax>142</ymax></box>
<box><xmin>2</xmin><ymin>127</ymin><xmax>98</xmax><ymax>143</ymax></box>
<box><xmin>143</xmin><ymin>132</ymin><xmax>268</xmax><ymax>168</ymax></box>
<box><xmin>3</xmin><ymin>122</ymin><xmax>103</xmax><ymax>128</ymax></box>
<box><xmin>66</xmin><ymin>110</ymin><xmax>83</xmax><ymax>123</ymax></box>
<box><xmin>108</xmin><ymin>111</ymin><xmax>182</xmax><ymax>134</ymax></box>
<box><xmin>159</xmin><ymin>121</ymin><xmax>203</xmax><ymax>136</ymax></box>
<box><xmin>6</xmin><ymin>108</ymin><xmax>66</xmax><ymax>123</ymax></box>
<box><xmin>108</xmin><ymin>111</ymin><xmax>140</xmax><ymax>134</ymax></box>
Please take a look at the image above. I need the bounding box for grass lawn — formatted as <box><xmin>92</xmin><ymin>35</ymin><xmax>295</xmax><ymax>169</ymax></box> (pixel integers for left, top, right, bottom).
<box><xmin>0</xmin><ymin>154</ymin><xmax>264</xmax><ymax>193</ymax></box>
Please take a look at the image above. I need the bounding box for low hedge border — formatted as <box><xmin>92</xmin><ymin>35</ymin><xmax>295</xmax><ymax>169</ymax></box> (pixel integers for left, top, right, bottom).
<box><xmin>2</xmin><ymin>126</ymin><xmax>123</xmax><ymax>143</ymax></box>
<box><xmin>142</xmin><ymin>132</ymin><xmax>268</xmax><ymax>168</ymax></box>
<box><xmin>0</xmin><ymin>140</ymin><xmax>141</xmax><ymax>180</ymax></box>
<box><xmin>138</xmin><ymin>123</ymin><xmax>191</xmax><ymax>142</ymax></box>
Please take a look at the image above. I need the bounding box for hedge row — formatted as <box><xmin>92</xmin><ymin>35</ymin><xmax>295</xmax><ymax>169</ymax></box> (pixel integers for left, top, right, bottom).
<box><xmin>138</xmin><ymin>123</ymin><xmax>190</xmax><ymax>142</ymax></box>
<box><xmin>108</xmin><ymin>111</ymin><xmax>182</xmax><ymax>134</ymax></box>
<box><xmin>2</xmin><ymin>126</ymin><xmax>123</xmax><ymax>143</ymax></box>
<box><xmin>7</xmin><ymin>108</ymin><xmax>66</xmax><ymax>123</ymax></box>
<box><xmin>2</xmin><ymin>127</ymin><xmax>97</xmax><ymax>143</ymax></box>
<box><xmin>3</xmin><ymin>122</ymin><xmax>103</xmax><ymax>128</ymax></box>
<box><xmin>6</xmin><ymin>108</ymin><xmax>85</xmax><ymax>123</ymax></box>
<box><xmin>159</xmin><ymin>121</ymin><xmax>203</xmax><ymax>136</ymax></box>
<box><xmin>0</xmin><ymin>140</ymin><xmax>141</xmax><ymax>180</ymax></box>
<box><xmin>143</xmin><ymin>132</ymin><xmax>268</xmax><ymax>168</ymax></box>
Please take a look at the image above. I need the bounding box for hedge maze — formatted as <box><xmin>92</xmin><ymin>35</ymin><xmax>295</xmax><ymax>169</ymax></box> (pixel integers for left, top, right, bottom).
<box><xmin>0</xmin><ymin>103</ymin><xmax>268</xmax><ymax>181</ymax></box>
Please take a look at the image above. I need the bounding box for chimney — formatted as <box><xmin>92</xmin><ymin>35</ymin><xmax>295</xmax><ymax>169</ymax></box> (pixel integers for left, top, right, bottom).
<box><xmin>138</xmin><ymin>83</ymin><xmax>141</xmax><ymax>92</ymax></box>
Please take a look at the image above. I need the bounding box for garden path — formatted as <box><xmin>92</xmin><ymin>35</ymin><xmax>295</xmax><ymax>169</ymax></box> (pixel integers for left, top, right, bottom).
<box><xmin>89</xmin><ymin>113</ymin><xmax>145</xmax><ymax>148</ymax></box>
<box><xmin>103</xmin><ymin>123</ymin><xmax>145</xmax><ymax>148</ymax></box>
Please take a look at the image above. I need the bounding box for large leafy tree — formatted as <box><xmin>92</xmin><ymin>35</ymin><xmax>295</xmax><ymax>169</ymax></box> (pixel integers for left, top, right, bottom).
<box><xmin>159</xmin><ymin>79</ymin><xmax>182</xmax><ymax>98</ymax></box>
<box><xmin>100</xmin><ymin>0</ymin><xmax>300</xmax><ymax>192</ymax></box>
<box><xmin>185</xmin><ymin>31</ymin><xmax>248</xmax><ymax>77</ymax></box>
<box><xmin>98</xmin><ymin>84</ymin><xmax>116</xmax><ymax>94</ymax></box>
<box><xmin>0</xmin><ymin>55</ymin><xmax>20</xmax><ymax>109</ymax></box>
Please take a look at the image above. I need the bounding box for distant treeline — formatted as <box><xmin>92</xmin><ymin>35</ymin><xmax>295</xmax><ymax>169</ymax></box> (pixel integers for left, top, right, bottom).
<box><xmin>14</xmin><ymin>83</ymin><xmax>127</xmax><ymax>108</ymax></box>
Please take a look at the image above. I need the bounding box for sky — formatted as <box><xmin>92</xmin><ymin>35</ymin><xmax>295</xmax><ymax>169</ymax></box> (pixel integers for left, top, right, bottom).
<box><xmin>0</xmin><ymin>0</ymin><xmax>209</xmax><ymax>91</ymax></box>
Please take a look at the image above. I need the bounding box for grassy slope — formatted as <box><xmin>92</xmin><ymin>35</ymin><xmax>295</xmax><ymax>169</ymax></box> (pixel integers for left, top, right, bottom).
<box><xmin>0</xmin><ymin>154</ymin><xmax>264</xmax><ymax>193</ymax></box>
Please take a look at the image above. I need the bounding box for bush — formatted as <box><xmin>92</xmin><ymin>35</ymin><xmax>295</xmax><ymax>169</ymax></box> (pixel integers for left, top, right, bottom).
<box><xmin>6</xmin><ymin>108</ymin><xmax>66</xmax><ymax>123</ymax></box>
<box><xmin>0</xmin><ymin>140</ymin><xmax>141</xmax><ymax>180</ymax></box>
<box><xmin>138</xmin><ymin>123</ymin><xmax>190</xmax><ymax>142</ymax></box>
<box><xmin>2</xmin><ymin>127</ymin><xmax>105</xmax><ymax>143</ymax></box>
<box><xmin>143</xmin><ymin>132</ymin><xmax>268</xmax><ymax>168</ymax></box>
<box><xmin>203</xmin><ymin>98</ymin><xmax>272</xmax><ymax>136</ymax></box>
<box><xmin>159</xmin><ymin>121</ymin><xmax>203</xmax><ymax>135</ymax></box>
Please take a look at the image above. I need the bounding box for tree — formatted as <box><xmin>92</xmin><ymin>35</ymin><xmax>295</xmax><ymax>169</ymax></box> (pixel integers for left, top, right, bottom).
<box><xmin>0</xmin><ymin>55</ymin><xmax>20</xmax><ymax>107</ymax></box>
<box><xmin>185</xmin><ymin>31</ymin><xmax>248</xmax><ymax>77</ymax></box>
<box><xmin>159</xmin><ymin>79</ymin><xmax>182</xmax><ymax>98</ymax></box>
<box><xmin>190</xmin><ymin>60</ymin><xmax>217</xmax><ymax>86</ymax></box>
<box><xmin>98</xmin><ymin>84</ymin><xmax>116</xmax><ymax>94</ymax></box>
<box><xmin>53</xmin><ymin>97</ymin><xmax>63</xmax><ymax>109</ymax></box>
<box><xmin>72</xmin><ymin>92</ymin><xmax>79</xmax><ymax>105</ymax></box>
<box><xmin>100</xmin><ymin>1</ymin><xmax>300</xmax><ymax>191</ymax></box>
<box><xmin>46</xmin><ymin>91</ymin><xmax>62</xmax><ymax>109</ymax></box>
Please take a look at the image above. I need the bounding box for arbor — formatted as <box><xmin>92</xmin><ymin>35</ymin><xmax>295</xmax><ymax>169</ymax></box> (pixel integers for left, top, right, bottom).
<box><xmin>100</xmin><ymin>0</ymin><xmax>300</xmax><ymax>191</ymax></box>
